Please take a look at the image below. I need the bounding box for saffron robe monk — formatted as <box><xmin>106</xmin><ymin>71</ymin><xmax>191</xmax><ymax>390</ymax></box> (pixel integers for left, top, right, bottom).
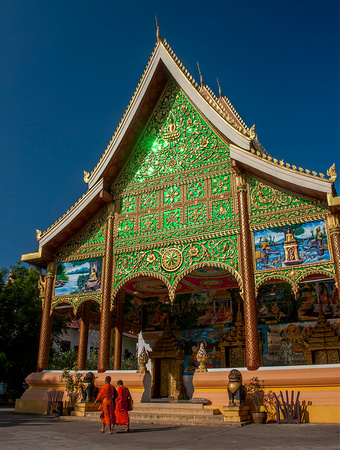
<box><xmin>115</xmin><ymin>379</ymin><xmax>131</xmax><ymax>432</ymax></box>
<box><xmin>94</xmin><ymin>376</ymin><xmax>116</xmax><ymax>434</ymax></box>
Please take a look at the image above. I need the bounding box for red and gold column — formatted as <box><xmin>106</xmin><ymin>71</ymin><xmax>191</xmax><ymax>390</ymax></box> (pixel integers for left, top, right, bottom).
<box><xmin>77</xmin><ymin>301</ymin><xmax>91</xmax><ymax>370</ymax></box>
<box><xmin>113</xmin><ymin>289</ymin><xmax>125</xmax><ymax>370</ymax></box>
<box><xmin>98</xmin><ymin>206</ymin><xmax>115</xmax><ymax>373</ymax></box>
<box><xmin>37</xmin><ymin>262</ymin><xmax>55</xmax><ymax>372</ymax></box>
<box><xmin>327</xmin><ymin>213</ymin><xmax>340</xmax><ymax>299</ymax></box>
<box><xmin>236</xmin><ymin>173</ymin><xmax>260</xmax><ymax>370</ymax></box>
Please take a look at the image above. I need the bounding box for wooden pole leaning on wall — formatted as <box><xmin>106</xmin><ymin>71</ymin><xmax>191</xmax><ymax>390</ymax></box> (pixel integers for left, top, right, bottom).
<box><xmin>77</xmin><ymin>301</ymin><xmax>91</xmax><ymax>370</ymax></box>
<box><xmin>37</xmin><ymin>262</ymin><xmax>55</xmax><ymax>372</ymax></box>
<box><xmin>235</xmin><ymin>172</ymin><xmax>260</xmax><ymax>370</ymax></box>
<box><xmin>98</xmin><ymin>205</ymin><xmax>115</xmax><ymax>373</ymax></box>
<box><xmin>113</xmin><ymin>289</ymin><xmax>126</xmax><ymax>370</ymax></box>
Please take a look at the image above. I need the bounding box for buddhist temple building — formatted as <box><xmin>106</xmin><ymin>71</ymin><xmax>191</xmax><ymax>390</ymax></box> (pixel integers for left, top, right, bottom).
<box><xmin>16</xmin><ymin>27</ymin><xmax>340</xmax><ymax>423</ymax></box>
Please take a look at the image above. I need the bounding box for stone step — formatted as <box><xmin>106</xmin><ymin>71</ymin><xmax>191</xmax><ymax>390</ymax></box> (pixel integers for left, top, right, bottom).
<box><xmin>59</xmin><ymin>414</ymin><xmax>246</xmax><ymax>427</ymax></box>
<box><xmin>84</xmin><ymin>408</ymin><xmax>220</xmax><ymax>417</ymax></box>
<box><xmin>134</xmin><ymin>403</ymin><xmax>206</xmax><ymax>410</ymax></box>
<box><xmin>129</xmin><ymin>412</ymin><xmax>223</xmax><ymax>422</ymax></box>
<box><xmin>133</xmin><ymin>407</ymin><xmax>220</xmax><ymax>416</ymax></box>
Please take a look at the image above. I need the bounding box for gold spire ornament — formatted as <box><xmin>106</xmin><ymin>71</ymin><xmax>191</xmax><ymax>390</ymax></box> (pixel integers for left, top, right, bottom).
<box><xmin>84</xmin><ymin>170</ymin><xmax>90</xmax><ymax>183</ymax></box>
<box><xmin>197</xmin><ymin>62</ymin><xmax>204</xmax><ymax>87</ymax></box>
<box><xmin>217</xmin><ymin>78</ymin><xmax>222</xmax><ymax>98</ymax></box>
<box><xmin>36</xmin><ymin>229</ymin><xmax>42</xmax><ymax>241</ymax></box>
<box><xmin>155</xmin><ymin>14</ymin><xmax>162</xmax><ymax>42</ymax></box>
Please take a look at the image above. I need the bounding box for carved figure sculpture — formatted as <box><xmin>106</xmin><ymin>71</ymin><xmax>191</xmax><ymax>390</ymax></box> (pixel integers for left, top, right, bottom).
<box><xmin>81</xmin><ymin>372</ymin><xmax>98</xmax><ymax>402</ymax></box>
<box><xmin>227</xmin><ymin>369</ymin><xmax>247</xmax><ymax>406</ymax></box>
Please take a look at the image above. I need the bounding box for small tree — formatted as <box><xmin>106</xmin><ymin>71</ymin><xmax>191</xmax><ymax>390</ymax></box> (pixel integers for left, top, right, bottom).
<box><xmin>0</xmin><ymin>263</ymin><xmax>67</xmax><ymax>400</ymax></box>
<box><xmin>59</xmin><ymin>369</ymin><xmax>83</xmax><ymax>407</ymax></box>
<box><xmin>246</xmin><ymin>377</ymin><xmax>276</xmax><ymax>415</ymax></box>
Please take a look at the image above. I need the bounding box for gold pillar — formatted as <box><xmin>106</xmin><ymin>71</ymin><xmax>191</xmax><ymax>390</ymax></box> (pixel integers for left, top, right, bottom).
<box><xmin>236</xmin><ymin>173</ymin><xmax>260</xmax><ymax>370</ymax></box>
<box><xmin>113</xmin><ymin>289</ymin><xmax>126</xmax><ymax>370</ymax></box>
<box><xmin>327</xmin><ymin>213</ymin><xmax>340</xmax><ymax>298</ymax></box>
<box><xmin>37</xmin><ymin>263</ymin><xmax>55</xmax><ymax>372</ymax></box>
<box><xmin>98</xmin><ymin>207</ymin><xmax>114</xmax><ymax>373</ymax></box>
<box><xmin>77</xmin><ymin>301</ymin><xmax>91</xmax><ymax>370</ymax></box>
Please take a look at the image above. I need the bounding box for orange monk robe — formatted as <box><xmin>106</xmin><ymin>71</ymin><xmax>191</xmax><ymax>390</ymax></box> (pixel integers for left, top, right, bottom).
<box><xmin>96</xmin><ymin>384</ymin><xmax>115</xmax><ymax>426</ymax></box>
<box><xmin>115</xmin><ymin>386</ymin><xmax>130</xmax><ymax>425</ymax></box>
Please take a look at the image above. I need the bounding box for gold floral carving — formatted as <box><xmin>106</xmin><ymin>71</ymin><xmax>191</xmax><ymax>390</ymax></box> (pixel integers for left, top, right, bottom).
<box><xmin>161</xmin><ymin>248</ymin><xmax>183</xmax><ymax>272</ymax></box>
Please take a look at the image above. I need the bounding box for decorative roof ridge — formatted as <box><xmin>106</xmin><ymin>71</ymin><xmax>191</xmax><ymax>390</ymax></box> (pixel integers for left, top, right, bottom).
<box><xmin>218</xmin><ymin>94</ymin><xmax>248</xmax><ymax>130</ymax></box>
<box><xmin>160</xmin><ymin>40</ymin><xmax>253</xmax><ymax>140</ymax></box>
<box><xmin>84</xmin><ymin>41</ymin><xmax>161</xmax><ymax>185</ymax></box>
<box><xmin>246</xmin><ymin>145</ymin><xmax>335</xmax><ymax>183</ymax></box>
<box><xmin>37</xmin><ymin>178</ymin><xmax>105</xmax><ymax>241</ymax></box>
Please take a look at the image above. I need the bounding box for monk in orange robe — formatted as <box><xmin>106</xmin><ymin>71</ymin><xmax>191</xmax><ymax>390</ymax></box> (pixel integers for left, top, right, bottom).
<box><xmin>115</xmin><ymin>380</ymin><xmax>131</xmax><ymax>432</ymax></box>
<box><xmin>94</xmin><ymin>376</ymin><xmax>116</xmax><ymax>434</ymax></box>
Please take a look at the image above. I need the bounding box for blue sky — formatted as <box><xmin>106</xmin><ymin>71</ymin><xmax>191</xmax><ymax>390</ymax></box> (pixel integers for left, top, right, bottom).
<box><xmin>0</xmin><ymin>1</ymin><xmax>339</xmax><ymax>271</ymax></box>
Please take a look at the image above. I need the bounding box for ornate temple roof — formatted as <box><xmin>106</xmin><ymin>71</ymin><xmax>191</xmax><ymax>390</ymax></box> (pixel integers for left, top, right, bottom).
<box><xmin>22</xmin><ymin>30</ymin><xmax>338</xmax><ymax>267</ymax></box>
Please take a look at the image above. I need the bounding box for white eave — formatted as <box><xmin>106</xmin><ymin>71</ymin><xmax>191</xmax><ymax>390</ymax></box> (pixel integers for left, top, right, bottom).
<box><xmin>38</xmin><ymin>178</ymin><xmax>106</xmax><ymax>248</ymax></box>
<box><xmin>230</xmin><ymin>144</ymin><xmax>333</xmax><ymax>194</ymax></box>
<box><xmin>88</xmin><ymin>43</ymin><xmax>251</xmax><ymax>190</ymax></box>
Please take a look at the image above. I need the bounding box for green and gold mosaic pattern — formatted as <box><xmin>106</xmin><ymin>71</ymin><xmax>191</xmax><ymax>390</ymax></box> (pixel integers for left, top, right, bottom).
<box><xmin>112</xmin><ymin>80</ymin><xmax>231</xmax><ymax>193</ymax></box>
<box><xmin>55</xmin><ymin>210</ymin><xmax>106</xmax><ymax>261</ymax></box>
<box><xmin>120</xmin><ymin>196</ymin><xmax>136</xmax><ymax>213</ymax></box>
<box><xmin>248</xmin><ymin>176</ymin><xmax>328</xmax><ymax>227</ymax></box>
<box><xmin>187</xmin><ymin>180</ymin><xmax>205</xmax><ymax>199</ymax></box>
<box><xmin>118</xmin><ymin>218</ymin><xmax>135</xmax><ymax>238</ymax></box>
<box><xmin>141</xmin><ymin>192</ymin><xmax>158</xmax><ymax>209</ymax></box>
<box><xmin>140</xmin><ymin>214</ymin><xmax>157</xmax><ymax>234</ymax></box>
<box><xmin>114</xmin><ymin>234</ymin><xmax>239</xmax><ymax>290</ymax></box>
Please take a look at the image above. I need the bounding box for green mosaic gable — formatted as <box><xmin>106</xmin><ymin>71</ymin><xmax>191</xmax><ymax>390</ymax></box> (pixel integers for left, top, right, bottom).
<box><xmin>248</xmin><ymin>176</ymin><xmax>328</xmax><ymax>226</ymax></box>
<box><xmin>54</xmin><ymin>210</ymin><xmax>106</xmax><ymax>260</ymax></box>
<box><xmin>113</xmin><ymin>80</ymin><xmax>231</xmax><ymax>192</ymax></box>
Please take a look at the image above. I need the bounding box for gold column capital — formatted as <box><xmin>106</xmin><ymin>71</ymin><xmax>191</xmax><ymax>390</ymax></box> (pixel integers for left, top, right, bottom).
<box><xmin>46</xmin><ymin>262</ymin><xmax>57</xmax><ymax>277</ymax></box>
<box><xmin>327</xmin><ymin>213</ymin><xmax>340</xmax><ymax>234</ymax></box>
<box><xmin>235</xmin><ymin>173</ymin><xmax>247</xmax><ymax>189</ymax></box>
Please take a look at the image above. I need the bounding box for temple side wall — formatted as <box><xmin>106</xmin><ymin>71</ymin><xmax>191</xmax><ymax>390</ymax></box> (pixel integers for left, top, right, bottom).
<box><xmin>15</xmin><ymin>366</ymin><xmax>339</xmax><ymax>423</ymax></box>
<box><xmin>192</xmin><ymin>365</ymin><xmax>340</xmax><ymax>423</ymax></box>
<box><xmin>15</xmin><ymin>370</ymin><xmax>151</xmax><ymax>414</ymax></box>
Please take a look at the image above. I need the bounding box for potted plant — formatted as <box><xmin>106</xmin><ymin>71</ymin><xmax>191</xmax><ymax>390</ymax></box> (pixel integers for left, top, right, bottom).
<box><xmin>246</xmin><ymin>377</ymin><xmax>274</xmax><ymax>424</ymax></box>
<box><xmin>59</xmin><ymin>369</ymin><xmax>83</xmax><ymax>415</ymax></box>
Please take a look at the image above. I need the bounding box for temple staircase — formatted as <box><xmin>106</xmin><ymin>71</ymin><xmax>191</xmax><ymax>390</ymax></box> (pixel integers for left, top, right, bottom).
<box><xmin>62</xmin><ymin>401</ymin><xmax>247</xmax><ymax>427</ymax></box>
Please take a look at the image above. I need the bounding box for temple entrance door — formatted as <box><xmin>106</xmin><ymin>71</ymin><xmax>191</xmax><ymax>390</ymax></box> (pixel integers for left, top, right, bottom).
<box><xmin>158</xmin><ymin>359</ymin><xmax>178</xmax><ymax>397</ymax></box>
<box><xmin>160</xmin><ymin>359</ymin><xmax>170</xmax><ymax>397</ymax></box>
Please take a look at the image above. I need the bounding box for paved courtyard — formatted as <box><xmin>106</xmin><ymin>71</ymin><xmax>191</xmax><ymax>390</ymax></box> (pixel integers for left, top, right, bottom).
<box><xmin>0</xmin><ymin>408</ymin><xmax>339</xmax><ymax>449</ymax></box>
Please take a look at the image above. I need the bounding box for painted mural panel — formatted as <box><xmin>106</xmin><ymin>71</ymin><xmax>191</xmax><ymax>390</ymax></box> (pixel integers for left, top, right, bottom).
<box><xmin>174</xmin><ymin>327</ymin><xmax>228</xmax><ymax>375</ymax></box>
<box><xmin>297</xmin><ymin>281</ymin><xmax>339</xmax><ymax>320</ymax></box>
<box><xmin>261</xmin><ymin>319</ymin><xmax>340</xmax><ymax>366</ymax></box>
<box><xmin>257</xmin><ymin>281</ymin><xmax>339</xmax><ymax>324</ymax></box>
<box><xmin>254</xmin><ymin>219</ymin><xmax>330</xmax><ymax>271</ymax></box>
<box><xmin>142</xmin><ymin>288</ymin><xmax>238</xmax><ymax>332</ymax></box>
<box><xmin>55</xmin><ymin>259</ymin><xmax>102</xmax><ymax>296</ymax></box>
<box><xmin>257</xmin><ymin>283</ymin><xmax>296</xmax><ymax>324</ymax></box>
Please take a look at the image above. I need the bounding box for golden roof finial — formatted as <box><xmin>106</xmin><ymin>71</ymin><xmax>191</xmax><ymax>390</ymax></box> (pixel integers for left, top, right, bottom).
<box><xmin>327</xmin><ymin>163</ymin><xmax>337</xmax><ymax>182</ymax></box>
<box><xmin>84</xmin><ymin>170</ymin><xmax>90</xmax><ymax>183</ymax></box>
<box><xmin>249</xmin><ymin>124</ymin><xmax>256</xmax><ymax>140</ymax></box>
<box><xmin>155</xmin><ymin>13</ymin><xmax>162</xmax><ymax>42</ymax></box>
<box><xmin>36</xmin><ymin>229</ymin><xmax>42</xmax><ymax>241</ymax></box>
<box><xmin>217</xmin><ymin>78</ymin><xmax>222</xmax><ymax>98</ymax></box>
<box><xmin>197</xmin><ymin>62</ymin><xmax>204</xmax><ymax>87</ymax></box>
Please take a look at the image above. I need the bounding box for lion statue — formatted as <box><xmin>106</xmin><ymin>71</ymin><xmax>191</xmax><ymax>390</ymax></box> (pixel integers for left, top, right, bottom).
<box><xmin>227</xmin><ymin>369</ymin><xmax>246</xmax><ymax>406</ymax></box>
